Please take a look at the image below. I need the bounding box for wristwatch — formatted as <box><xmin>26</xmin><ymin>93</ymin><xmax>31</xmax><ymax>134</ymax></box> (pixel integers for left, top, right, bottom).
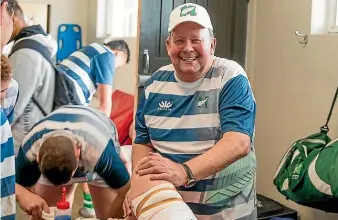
<box><xmin>182</xmin><ymin>163</ymin><xmax>197</xmax><ymax>188</ymax></box>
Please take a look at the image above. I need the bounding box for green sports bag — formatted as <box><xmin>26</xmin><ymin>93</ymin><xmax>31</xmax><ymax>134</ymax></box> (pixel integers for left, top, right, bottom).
<box><xmin>273</xmin><ymin>87</ymin><xmax>338</xmax><ymax>212</ymax></box>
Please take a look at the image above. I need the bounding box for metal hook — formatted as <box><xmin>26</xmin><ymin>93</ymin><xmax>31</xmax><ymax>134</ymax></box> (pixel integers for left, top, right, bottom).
<box><xmin>295</xmin><ymin>30</ymin><xmax>308</xmax><ymax>45</ymax></box>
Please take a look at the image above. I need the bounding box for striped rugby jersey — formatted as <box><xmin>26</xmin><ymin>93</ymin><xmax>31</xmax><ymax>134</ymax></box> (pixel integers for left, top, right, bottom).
<box><xmin>59</xmin><ymin>43</ymin><xmax>115</xmax><ymax>104</ymax></box>
<box><xmin>0</xmin><ymin>79</ymin><xmax>19</xmax><ymax>219</ymax></box>
<box><xmin>135</xmin><ymin>57</ymin><xmax>257</xmax><ymax>220</ymax></box>
<box><xmin>15</xmin><ymin>105</ymin><xmax>130</xmax><ymax>188</ymax></box>
<box><xmin>0</xmin><ymin>109</ymin><xmax>16</xmax><ymax>220</ymax></box>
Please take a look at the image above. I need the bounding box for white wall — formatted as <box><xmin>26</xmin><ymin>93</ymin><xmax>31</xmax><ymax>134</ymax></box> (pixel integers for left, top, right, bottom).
<box><xmin>247</xmin><ymin>0</ymin><xmax>338</xmax><ymax>219</ymax></box>
<box><xmin>87</xmin><ymin>0</ymin><xmax>138</xmax><ymax>95</ymax></box>
<box><xmin>18</xmin><ymin>0</ymin><xmax>89</xmax><ymax>45</ymax></box>
<box><xmin>20</xmin><ymin>3</ymin><xmax>48</xmax><ymax>32</ymax></box>
<box><xmin>18</xmin><ymin>0</ymin><xmax>137</xmax><ymax>95</ymax></box>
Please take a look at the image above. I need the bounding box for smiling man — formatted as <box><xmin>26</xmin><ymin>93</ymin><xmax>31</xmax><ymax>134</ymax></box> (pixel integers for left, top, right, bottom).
<box><xmin>129</xmin><ymin>3</ymin><xmax>257</xmax><ymax>220</ymax></box>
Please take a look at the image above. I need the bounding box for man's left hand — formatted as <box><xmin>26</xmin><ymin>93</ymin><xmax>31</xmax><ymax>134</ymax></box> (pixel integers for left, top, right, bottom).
<box><xmin>135</xmin><ymin>152</ymin><xmax>187</xmax><ymax>187</ymax></box>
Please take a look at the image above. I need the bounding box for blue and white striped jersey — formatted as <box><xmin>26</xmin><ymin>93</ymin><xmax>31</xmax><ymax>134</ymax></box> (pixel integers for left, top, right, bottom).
<box><xmin>135</xmin><ymin>57</ymin><xmax>257</xmax><ymax>219</ymax></box>
<box><xmin>0</xmin><ymin>78</ymin><xmax>18</xmax><ymax>219</ymax></box>
<box><xmin>0</xmin><ymin>109</ymin><xmax>16</xmax><ymax>220</ymax></box>
<box><xmin>0</xmin><ymin>87</ymin><xmax>18</xmax><ymax>220</ymax></box>
<box><xmin>15</xmin><ymin>105</ymin><xmax>130</xmax><ymax>188</ymax></box>
<box><xmin>59</xmin><ymin>43</ymin><xmax>115</xmax><ymax>104</ymax></box>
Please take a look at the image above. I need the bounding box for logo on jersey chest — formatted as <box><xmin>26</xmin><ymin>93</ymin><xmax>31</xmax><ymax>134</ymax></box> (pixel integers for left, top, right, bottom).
<box><xmin>197</xmin><ymin>96</ymin><xmax>209</xmax><ymax>108</ymax></box>
<box><xmin>158</xmin><ymin>101</ymin><xmax>172</xmax><ymax>111</ymax></box>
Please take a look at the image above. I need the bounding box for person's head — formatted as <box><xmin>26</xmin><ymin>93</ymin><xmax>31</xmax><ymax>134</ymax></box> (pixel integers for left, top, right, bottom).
<box><xmin>38</xmin><ymin>135</ymin><xmax>80</xmax><ymax>185</ymax></box>
<box><xmin>166</xmin><ymin>3</ymin><xmax>216</xmax><ymax>82</ymax></box>
<box><xmin>1</xmin><ymin>0</ymin><xmax>17</xmax><ymax>50</ymax></box>
<box><xmin>104</xmin><ymin>40</ymin><xmax>131</xmax><ymax>69</ymax></box>
<box><xmin>10</xmin><ymin>2</ymin><xmax>27</xmax><ymax>42</ymax></box>
<box><xmin>1</xmin><ymin>55</ymin><xmax>12</xmax><ymax>101</ymax></box>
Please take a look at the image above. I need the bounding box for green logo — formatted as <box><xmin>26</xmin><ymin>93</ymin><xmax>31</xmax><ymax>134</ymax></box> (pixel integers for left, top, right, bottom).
<box><xmin>180</xmin><ymin>5</ymin><xmax>197</xmax><ymax>17</ymax></box>
<box><xmin>292</xmin><ymin>163</ymin><xmax>303</xmax><ymax>180</ymax></box>
<box><xmin>197</xmin><ymin>96</ymin><xmax>209</xmax><ymax>108</ymax></box>
<box><xmin>293</xmin><ymin>164</ymin><xmax>303</xmax><ymax>174</ymax></box>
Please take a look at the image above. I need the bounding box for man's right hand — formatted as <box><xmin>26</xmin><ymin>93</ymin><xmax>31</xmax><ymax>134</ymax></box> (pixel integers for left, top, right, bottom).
<box><xmin>16</xmin><ymin>184</ymin><xmax>50</xmax><ymax>219</ymax></box>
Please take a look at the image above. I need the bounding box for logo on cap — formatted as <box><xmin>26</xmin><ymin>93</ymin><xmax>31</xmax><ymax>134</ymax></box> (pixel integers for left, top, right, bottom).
<box><xmin>180</xmin><ymin>5</ymin><xmax>197</xmax><ymax>17</ymax></box>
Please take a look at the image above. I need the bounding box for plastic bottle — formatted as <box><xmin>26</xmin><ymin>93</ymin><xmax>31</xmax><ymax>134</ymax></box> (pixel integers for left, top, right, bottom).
<box><xmin>54</xmin><ymin>187</ymin><xmax>71</xmax><ymax>220</ymax></box>
<box><xmin>42</xmin><ymin>207</ymin><xmax>56</xmax><ymax>220</ymax></box>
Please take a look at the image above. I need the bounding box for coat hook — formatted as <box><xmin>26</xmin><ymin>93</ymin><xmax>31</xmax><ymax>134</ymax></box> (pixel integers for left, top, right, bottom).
<box><xmin>295</xmin><ymin>30</ymin><xmax>308</xmax><ymax>44</ymax></box>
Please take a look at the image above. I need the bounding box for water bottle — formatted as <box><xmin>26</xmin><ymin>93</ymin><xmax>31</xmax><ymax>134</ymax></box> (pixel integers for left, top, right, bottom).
<box><xmin>54</xmin><ymin>187</ymin><xmax>71</xmax><ymax>220</ymax></box>
<box><xmin>42</xmin><ymin>207</ymin><xmax>55</xmax><ymax>220</ymax></box>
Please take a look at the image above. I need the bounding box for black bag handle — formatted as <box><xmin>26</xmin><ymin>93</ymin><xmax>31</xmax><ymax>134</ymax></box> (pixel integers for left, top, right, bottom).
<box><xmin>321</xmin><ymin>87</ymin><xmax>338</xmax><ymax>132</ymax></box>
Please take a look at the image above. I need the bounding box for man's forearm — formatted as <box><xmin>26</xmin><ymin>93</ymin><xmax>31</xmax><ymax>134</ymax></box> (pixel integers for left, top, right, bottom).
<box><xmin>16</xmin><ymin>184</ymin><xmax>25</xmax><ymax>196</ymax></box>
<box><xmin>185</xmin><ymin>132</ymin><xmax>251</xmax><ymax>181</ymax></box>
<box><xmin>15</xmin><ymin>184</ymin><xmax>32</xmax><ymax>200</ymax></box>
<box><xmin>99</xmin><ymin>104</ymin><xmax>112</xmax><ymax>116</ymax></box>
<box><xmin>97</xmin><ymin>83</ymin><xmax>113</xmax><ymax>116</ymax></box>
<box><xmin>98</xmin><ymin>97</ymin><xmax>112</xmax><ymax>116</ymax></box>
<box><xmin>132</xmin><ymin>143</ymin><xmax>154</xmax><ymax>172</ymax></box>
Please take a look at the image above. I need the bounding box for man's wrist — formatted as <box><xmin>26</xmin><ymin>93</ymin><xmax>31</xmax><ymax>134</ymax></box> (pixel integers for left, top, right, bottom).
<box><xmin>180</xmin><ymin>164</ymin><xmax>189</xmax><ymax>186</ymax></box>
<box><xmin>15</xmin><ymin>184</ymin><xmax>26</xmax><ymax>201</ymax></box>
<box><xmin>181</xmin><ymin>163</ymin><xmax>197</xmax><ymax>188</ymax></box>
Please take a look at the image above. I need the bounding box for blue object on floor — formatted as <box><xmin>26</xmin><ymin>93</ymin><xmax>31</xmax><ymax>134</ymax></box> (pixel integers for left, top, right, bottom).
<box><xmin>54</xmin><ymin>215</ymin><xmax>71</xmax><ymax>220</ymax></box>
<box><xmin>56</xmin><ymin>24</ymin><xmax>82</xmax><ymax>63</ymax></box>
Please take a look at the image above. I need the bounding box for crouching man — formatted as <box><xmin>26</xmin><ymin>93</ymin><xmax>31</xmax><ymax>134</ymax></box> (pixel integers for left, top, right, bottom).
<box><xmin>15</xmin><ymin>105</ymin><xmax>131</xmax><ymax>219</ymax></box>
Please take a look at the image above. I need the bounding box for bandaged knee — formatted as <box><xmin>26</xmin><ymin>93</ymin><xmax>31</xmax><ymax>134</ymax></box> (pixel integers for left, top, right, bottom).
<box><xmin>131</xmin><ymin>183</ymin><xmax>197</xmax><ymax>220</ymax></box>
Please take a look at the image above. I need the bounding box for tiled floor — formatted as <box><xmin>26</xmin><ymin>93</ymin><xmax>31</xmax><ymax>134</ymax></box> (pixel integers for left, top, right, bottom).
<box><xmin>16</xmin><ymin>186</ymin><xmax>83</xmax><ymax>219</ymax></box>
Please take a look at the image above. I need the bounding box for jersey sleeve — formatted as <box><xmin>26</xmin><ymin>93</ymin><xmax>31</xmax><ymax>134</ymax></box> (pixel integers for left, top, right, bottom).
<box><xmin>91</xmin><ymin>52</ymin><xmax>115</xmax><ymax>85</ymax></box>
<box><xmin>134</xmin><ymin>86</ymin><xmax>151</xmax><ymax>144</ymax></box>
<box><xmin>94</xmin><ymin>141</ymin><xmax>130</xmax><ymax>188</ymax></box>
<box><xmin>15</xmin><ymin>147</ymin><xmax>41</xmax><ymax>187</ymax></box>
<box><xmin>219</xmin><ymin>74</ymin><xmax>256</xmax><ymax>139</ymax></box>
<box><xmin>3</xmin><ymin>79</ymin><xmax>19</xmax><ymax>124</ymax></box>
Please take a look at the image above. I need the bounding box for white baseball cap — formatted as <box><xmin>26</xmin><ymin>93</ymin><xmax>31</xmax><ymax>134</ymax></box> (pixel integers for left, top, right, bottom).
<box><xmin>168</xmin><ymin>3</ymin><xmax>213</xmax><ymax>33</ymax></box>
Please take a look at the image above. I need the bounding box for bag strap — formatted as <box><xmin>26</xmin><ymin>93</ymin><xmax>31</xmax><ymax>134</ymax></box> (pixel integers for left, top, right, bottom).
<box><xmin>31</xmin><ymin>96</ymin><xmax>48</xmax><ymax>116</ymax></box>
<box><xmin>11</xmin><ymin>39</ymin><xmax>64</xmax><ymax>74</ymax></box>
<box><xmin>322</xmin><ymin>87</ymin><xmax>338</xmax><ymax>132</ymax></box>
<box><xmin>9</xmin><ymin>39</ymin><xmax>54</xmax><ymax>117</ymax></box>
<box><xmin>9</xmin><ymin>39</ymin><xmax>54</xmax><ymax>64</ymax></box>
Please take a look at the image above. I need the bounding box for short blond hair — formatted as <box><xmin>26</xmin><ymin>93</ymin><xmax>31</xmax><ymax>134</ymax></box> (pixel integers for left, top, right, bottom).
<box><xmin>1</xmin><ymin>55</ymin><xmax>12</xmax><ymax>82</ymax></box>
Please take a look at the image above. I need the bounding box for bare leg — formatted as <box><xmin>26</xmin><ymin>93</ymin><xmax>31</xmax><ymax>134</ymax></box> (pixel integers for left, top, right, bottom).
<box><xmin>78</xmin><ymin>182</ymin><xmax>96</xmax><ymax>217</ymax></box>
<box><xmin>81</xmin><ymin>182</ymin><xmax>90</xmax><ymax>194</ymax></box>
<box><xmin>89</xmin><ymin>181</ymin><xmax>130</xmax><ymax>219</ymax></box>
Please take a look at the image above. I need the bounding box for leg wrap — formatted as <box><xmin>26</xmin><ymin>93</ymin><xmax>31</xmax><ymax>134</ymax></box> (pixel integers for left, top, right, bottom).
<box><xmin>131</xmin><ymin>183</ymin><xmax>197</xmax><ymax>220</ymax></box>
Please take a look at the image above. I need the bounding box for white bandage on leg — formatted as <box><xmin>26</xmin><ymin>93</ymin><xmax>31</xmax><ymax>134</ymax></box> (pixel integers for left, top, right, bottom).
<box><xmin>131</xmin><ymin>183</ymin><xmax>197</xmax><ymax>220</ymax></box>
